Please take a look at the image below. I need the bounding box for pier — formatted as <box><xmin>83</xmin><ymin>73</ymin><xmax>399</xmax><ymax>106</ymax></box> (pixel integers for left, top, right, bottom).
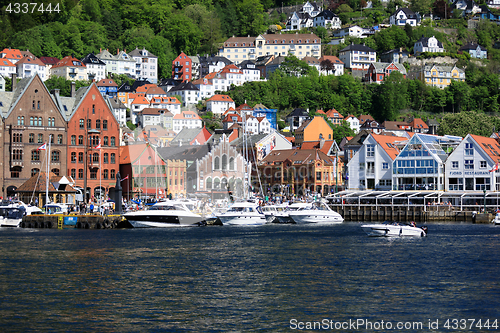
<box><xmin>327</xmin><ymin>190</ymin><xmax>497</xmax><ymax>223</ymax></box>
<box><xmin>20</xmin><ymin>214</ymin><xmax>127</xmax><ymax>229</ymax></box>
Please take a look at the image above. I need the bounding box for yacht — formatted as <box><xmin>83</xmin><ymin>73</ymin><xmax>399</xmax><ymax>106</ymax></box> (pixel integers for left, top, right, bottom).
<box><xmin>287</xmin><ymin>201</ymin><xmax>344</xmax><ymax>224</ymax></box>
<box><xmin>492</xmin><ymin>212</ymin><xmax>500</xmax><ymax>225</ymax></box>
<box><xmin>262</xmin><ymin>204</ymin><xmax>294</xmax><ymax>224</ymax></box>
<box><xmin>361</xmin><ymin>222</ymin><xmax>428</xmax><ymax>237</ymax></box>
<box><xmin>217</xmin><ymin>202</ymin><xmax>267</xmax><ymax>226</ymax></box>
<box><xmin>0</xmin><ymin>206</ymin><xmax>26</xmax><ymax>227</ymax></box>
<box><xmin>123</xmin><ymin>201</ymin><xmax>205</xmax><ymax>227</ymax></box>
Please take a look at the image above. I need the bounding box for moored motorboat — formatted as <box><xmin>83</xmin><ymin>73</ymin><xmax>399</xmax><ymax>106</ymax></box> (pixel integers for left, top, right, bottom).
<box><xmin>361</xmin><ymin>221</ymin><xmax>428</xmax><ymax>237</ymax></box>
<box><xmin>492</xmin><ymin>212</ymin><xmax>500</xmax><ymax>225</ymax></box>
<box><xmin>262</xmin><ymin>204</ymin><xmax>294</xmax><ymax>224</ymax></box>
<box><xmin>123</xmin><ymin>200</ymin><xmax>205</xmax><ymax>227</ymax></box>
<box><xmin>217</xmin><ymin>202</ymin><xmax>267</xmax><ymax>226</ymax></box>
<box><xmin>0</xmin><ymin>206</ymin><xmax>26</xmax><ymax>227</ymax></box>
<box><xmin>287</xmin><ymin>201</ymin><xmax>343</xmax><ymax>224</ymax></box>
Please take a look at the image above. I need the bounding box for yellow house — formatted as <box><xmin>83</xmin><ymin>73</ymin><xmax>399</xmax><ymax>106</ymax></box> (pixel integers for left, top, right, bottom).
<box><xmin>419</xmin><ymin>64</ymin><xmax>465</xmax><ymax>89</ymax></box>
<box><xmin>295</xmin><ymin>115</ymin><xmax>334</xmax><ymax>147</ymax></box>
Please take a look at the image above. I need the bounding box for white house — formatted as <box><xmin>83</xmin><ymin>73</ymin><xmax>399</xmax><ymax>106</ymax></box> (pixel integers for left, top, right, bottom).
<box><xmin>130</xmin><ymin>96</ymin><xmax>150</xmax><ymax>124</ymax></box>
<box><xmin>15</xmin><ymin>57</ymin><xmax>46</xmax><ymax>81</ymax></box>
<box><xmin>206</xmin><ymin>94</ymin><xmax>236</xmax><ymax>115</ymax></box>
<box><xmin>313</xmin><ymin>10</ymin><xmax>341</xmax><ymax>29</ymax></box>
<box><xmin>389</xmin><ymin>8</ymin><xmax>420</xmax><ymax>26</ymax></box>
<box><xmin>445</xmin><ymin>134</ymin><xmax>500</xmax><ymax>191</ymax></box>
<box><xmin>243</xmin><ymin>115</ymin><xmax>260</xmax><ymax>134</ymax></box>
<box><xmin>257</xmin><ymin>116</ymin><xmax>271</xmax><ymax>134</ymax></box>
<box><xmin>318</xmin><ymin>55</ymin><xmax>344</xmax><ymax>76</ymax></box>
<box><xmin>238</xmin><ymin>60</ymin><xmax>261</xmax><ymax>82</ymax></box>
<box><xmin>414</xmin><ymin>36</ymin><xmax>445</xmax><ymax>55</ymax></box>
<box><xmin>129</xmin><ymin>48</ymin><xmax>158</xmax><ymax>83</ymax></box>
<box><xmin>0</xmin><ymin>74</ymin><xmax>5</xmax><ymax>91</ymax></box>
<box><xmin>81</xmin><ymin>53</ymin><xmax>106</xmax><ymax>81</ymax></box>
<box><xmin>173</xmin><ymin>111</ymin><xmax>203</xmax><ymax>133</ymax></box>
<box><xmin>166</xmin><ymin>81</ymin><xmax>200</xmax><ymax>107</ymax></box>
<box><xmin>347</xmin><ymin>133</ymin><xmax>403</xmax><ymax>190</ymax></box>
<box><xmin>345</xmin><ymin>115</ymin><xmax>360</xmax><ymax>134</ymax></box>
<box><xmin>0</xmin><ymin>58</ymin><xmax>18</xmax><ymax>78</ymax></box>
<box><xmin>333</xmin><ymin>25</ymin><xmax>368</xmax><ymax>39</ymax></box>
<box><xmin>339</xmin><ymin>44</ymin><xmax>377</xmax><ymax>70</ymax></box>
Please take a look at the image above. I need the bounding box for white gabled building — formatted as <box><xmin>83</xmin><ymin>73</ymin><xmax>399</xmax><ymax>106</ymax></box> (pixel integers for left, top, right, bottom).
<box><xmin>206</xmin><ymin>94</ymin><xmax>236</xmax><ymax>115</ymax></box>
<box><xmin>166</xmin><ymin>81</ymin><xmax>200</xmax><ymax>107</ymax></box>
<box><xmin>347</xmin><ymin>133</ymin><xmax>404</xmax><ymax>190</ymax></box>
<box><xmin>389</xmin><ymin>8</ymin><xmax>420</xmax><ymax>26</ymax></box>
<box><xmin>15</xmin><ymin>57</ymin><xmax>47</xmax><ymax>81</ymax></box>
<box><xmin>339</xmin><ymin>44</ymin><xmax>377</xmax><ymax>71</ymax></box>
<box><xmin>150</xmin><ymin>96</ymin><xmax>181</xmax><ymax>116</ymax></box>
<box><xmin>313</xmin><ymin>10</ymin><xmax>341</xmax><ymax>29</ymax></box>
<box><xmin>257</xmin><ymin>116</ymin><xmax>271</xmax><ymax>134</ymax></box>
<box><xmin>414</xmin><ymin>36</ymin><xmax>445</xmax><ymax>55</ymax></box>
<box><xmin>445</xmin><ymin>134</ymin><xmax>500</xmax><ymax>191</ymax></box>
<box><xmin>173</xmin><ymin>111</ymin><xmax>203</xmax><ymax>134</ymax></box>
<box><xmin>345</xmin><ymin>115</ymin><xmax>360</xmax><ymax>134</ymax></box>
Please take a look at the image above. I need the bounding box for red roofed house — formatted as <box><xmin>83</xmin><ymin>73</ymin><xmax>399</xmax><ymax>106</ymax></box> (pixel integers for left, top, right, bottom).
<box><xmin>16</xmin><ymin>57</ymin><xmax>47</xmax><ymax>81</ymax></box>
<box><xmin>206</xmin><ymin>94</ymin><xmax>236</xmax><ymax>115</ymax></box>
<box><xmin>222</xmin><ymin>113</ymin><xmax>242</xmax><ymax>130</ymax></box>
<box><xmin>39</xmin><ymin>56</ymin><xmax>60</xmax><ymax>79</ymax></box>
<box><xmin>172</xmin><ymin>52</ymin><xmax>193</xmax><ymax>81</ymax></box>
<box><xmin>145</xmin><ymin>86</ymin><xmax>167</xmax><ymax>100</ymax></box>
<box><xmin>130</xmin><ymin>96</ymin><xmax>150</xmax><ymax>124</ymax></box>
<box><xmin>325</xmin><ymin>108</ymin><xmax>344</xmax><ymax>125</ymax></box>
<box><xmin>192</xmin><ymin>126</ymin><xmax>212</xmax><ymax>145</ymax></box>
<box><xmin>0</xmin><ymin>58</ymin><xmax>16</xmax><ymax>78</ymax></box>
<box><xmin>347</xmin><ymin>133</ymin><xmax>403</xmax><ymax>190</ymax></box>
<box><xmin>345</xmin><ymin>115</ymin><xmax>360</xmax><ymax>133</ymax></box>
<box><xmin>50</xmin><ymin>55</ymin><xmax>87</xmax><ymax>81</ymax></box>
<box><xmin>150</xmin><ymin>96</ymin><xmax>181</xmax><ymax>116</ymax></box>
<box><xmin>173</xmin><ymin>111</ymin><xmax>203</xmax><ymax>134</ymax></box>
<box><xmin>0</xmin><ymin>48</ymin><xmax>23</xmax><ymax>64</ymax></box>
<box><xmin>318</xmin><ymin>55</ymin><xmax>344</xmax><ymax>76</ymax></box>
<box><xmin>409</xmin><ymin>118</ymin><xmax>429</xmax><ymax>133</ymax></box>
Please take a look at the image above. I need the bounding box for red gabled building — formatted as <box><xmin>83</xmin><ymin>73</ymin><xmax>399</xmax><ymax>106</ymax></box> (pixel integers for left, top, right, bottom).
<box><xmin>172</xmin><ymin>52</ymin><xmax>193</xmax><ymax>81</ymax></box>
<box><xmin>66</xmin><ymin>83</ymin><xmax>120</xmax><ymax>201</ymax></box>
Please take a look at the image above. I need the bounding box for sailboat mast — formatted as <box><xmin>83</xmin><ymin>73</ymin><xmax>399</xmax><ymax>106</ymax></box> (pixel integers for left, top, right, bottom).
<box><xmin>46</xmin><ymin>136</ymin><xmax>51</xmax><ymax>206</ymax></box>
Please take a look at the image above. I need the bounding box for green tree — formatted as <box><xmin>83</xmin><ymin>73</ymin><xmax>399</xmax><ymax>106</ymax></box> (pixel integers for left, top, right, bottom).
<box><xmin>438</xmin><ymin>112</ymin><xmax>500</xmax><ymax>137</ymax></box>
<box><xmin>371</xmin><ymin>72</ymin><xmax>407</xmax><ymax>121</ymax></box>
<box><xmin>280</xmin><ymin>56</ymin><xmax>312</xmax><ymax>77</ymax></box>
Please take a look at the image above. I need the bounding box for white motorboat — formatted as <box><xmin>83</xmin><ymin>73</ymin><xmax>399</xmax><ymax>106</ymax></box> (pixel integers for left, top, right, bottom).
<box><xmin>287</xmin><ymin>201</ymin><xmax>344</xmax><ymax>224</ymax></box>
<box><xmin>361</xmin><ymin>222</ymin><xmax>428</xmax><ymax>237</ymax></box>
<box><xmin>0</xmin><ymin>206</ymin><xmax>26</xmax><ymax>227</ymax></box>
<box><xmin>217</xmin><ymin>202</ymin><xmax>267</xmax><ymax>226</ymax></box>
<box><xmin>262</xmin><ymin>204</ymin><xmax>294</xmax><ymax>224</ymax></box>
<box><xmin>492</xmin><ymin>212</ymin><xmax>500</xmax><ymax>225</ymax></box>
<box><xmin>123</xmin><ymin>201</ymin><xmax>205</xmax><ymax>228</ymax></box>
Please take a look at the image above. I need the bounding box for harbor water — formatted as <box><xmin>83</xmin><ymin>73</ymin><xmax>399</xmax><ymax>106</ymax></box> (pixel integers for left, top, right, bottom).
<box><xmin>1</xmin><ymin>223</ymin><xmax>499</xmax><ymax>332</ymax></box>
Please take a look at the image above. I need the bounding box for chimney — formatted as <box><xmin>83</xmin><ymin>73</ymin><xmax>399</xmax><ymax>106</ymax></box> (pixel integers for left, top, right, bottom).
<box><xmin>319</xmin><ymin>136</ymin><xmax>325</xmax><ymax>149</ymax></box>
<box><xmin>71</xmin><ymin>82</ymin><xmax>76</xmax><ymax>97</ymax></box>
<box><xmin>117</xmin><ymin>48</ymin><xmax>119</xmax><ymax>55</ymax></box>
<box><xmin>11</xmin><ymin>73</ymin><xmax>17</xmax><ymax>92</ymax></box>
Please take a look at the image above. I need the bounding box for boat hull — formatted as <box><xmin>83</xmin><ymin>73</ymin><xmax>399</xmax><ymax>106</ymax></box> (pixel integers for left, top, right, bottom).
<box><xmin>289</xmin><ymin>212</ymin><xmax>344</xmax><ymax>224</ymax></box>
<box><xmin>219</xmin><ymin>215</ymin><xmax>267</xmax><ymax>226</ymax></box>
<box><xmin>361</xmin><ymin>224</ymin><xmax>427</xmax><ymax>237</ymax></box>
<box><xmin>124</xmin><ymin>211</ymin><xmax>204</xmax><ymax>228</ymax></box>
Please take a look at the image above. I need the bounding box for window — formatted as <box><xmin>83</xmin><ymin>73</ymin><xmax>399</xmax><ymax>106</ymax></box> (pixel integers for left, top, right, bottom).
<box><xmin>222</xmin><ymin>155</ymin><xmax>227</xmax><ymax>170</ymax></box>
<box><xmin>214</xmin><ymin>156</ymin><xmax>220</xmax><ymax>170</ymax></box>
<box><xmin>51</xmin><ymin>151</ymin><xmax>60</xmax><ymax>162</ymax></box>
<box><xmin>452</xmin><ymin>161</ymin><xmax>458</xmax><ymax>169</ymax></box>
<box><xmin>110</xmin><ymin>170</ymin><xmax>115</xmax><ymax>179</ymax></box>
<box><xmin>57</xmin><ymin>135</ymin><xmax>63</xmax><ymax>144</ymax></box>
<box><xmin>382</xmin><ymin>162</ymin><xmax>389</xmax><ymax>169</ymax></box>
<box><xmin>367</xmin><ymin>145</ymin><xmax>375</xmax><ymax>157</ymax></box>
<box><xmin>29</xmin><ymin>133</ymin><xmax>34</xmax><ymax>143</ymax></box>
<box><xmin>71</xmin><ymin>169</ymin><xmax>76</xmax><ymax>179</ymax></box>
<box><xmin>103</xmin><ymin>169</ymin><xmax>108</xmax><ymax>179</ymax></box>
<box><xmin>93</xmin><ymin>153</ymin><xmax>99</xmax><ymax>163</ymax></box>
<box><xmin>229</xmin><ymin>157</ymin><xmax>235</xmax><ymax>170</ymax></box>
<box><xmin>51</xmin><ymin>168</ymin><xmax>59</xmax><ymax>176</ymax></box>
<box><xmin>38</xmin><ymin>117</ymin><xmax>42</xmax><ymax>126</ymax></box>
<box><xmin>104</xmin><ymin>136</ymin><xmax>108</xmax><ymax>146</ymax></box>
<box><xmin>103</xmin><ymin>153</ymin><xmax>109</xmax><ymax>163</ymax></box>
<box><xmin>103</xmin><ymin>120</ymin><xmax>108</xmax><ymax>130</ymax></box>
<box><xmin>87</xmin><ymin>119</ymin><xmax>91</xmax><ymax>129</ymax></box>
<box><xmin>79</xmin><ymin>135</ymin><xmax>83</xmax><ymax>145</ymax></box>
<box><xmin>481</xmin><ymin>161</ymin><xmax>487</xmax><ymax>168</ymax></box>
<box><xmin>30</xmin><ymin>117</ymin><xmax>34</xmax><ymax>126</ymax></box>
<box><xmin>31</xmin><ymin>168</ymin><xmax>40</xmax><ymax>177</ymax></box>
<box><xmin>78</xmin><ymin>152</ymin><xmax>84</xmax><ymax>163</ymax></box>
<box><xmin>31</xmin><ymin>150</ymin><xmax>40</xmax><ymax>161</ymax></box>
<box><xmin>71</xmin><ymin>152</ymin><xmax>76</xmax><ymax>162</ymax></box>
<box><xmin>50</xmin><ymin>135</ymin><xmax>54</xmax><ymax>144</ymax></box>
<box><xmin>38</xmin><ymin>134</ymin><xmax>43</xmax><ymax>143</ymax></box>
<box><xmin>110</xmin><ymin>153</ymin><xmax>115</xmax><ymax>164</ymax></box>
<box><xmin>96</xmin><ymin>119</ymin><xmax>101</xmax><ymax>129</ymax></box>
<box><xmin>92</xmin><ymin>104</ymin><xmax>95</xmax><ymax>114</ymax></box>
<box><xmin>90</xmin><ymin>169</ymin><xmax>97</xmax><ymax>179</ymax></box>
<box><xmin>465</xmin><ymin>160</ymin><xmax>474</xmax><ymax>170</ymax></box>
<box><xmin>80</xmin><ymin>119</ymin><xmax>84</xmax><ymax>129</ymax></box>
<box><xmin>110</xmin><ymin>137</ymin><xmax>115</xmax><ymax>146</ymax></box>
<box><xmin>71</xmin><ymin>135</ymin><xmax>76</xmax><ymax>145</ymax></box>
<box><xmin>78</xmin><ymin>169</ymin><xmax>83</xmax><ymax>179</ymax></box>
<box><xmin>465</xmin><ymin>143</ymin><xmax>473</xmax><ymax>156</ymax></box>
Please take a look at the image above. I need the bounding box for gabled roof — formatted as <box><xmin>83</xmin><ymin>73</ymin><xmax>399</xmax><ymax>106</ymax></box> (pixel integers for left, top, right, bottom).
<box><xmin>170</xmin><ymin>128</ymin><xmax>205</xmax><ymax>145</ymax></box>
<box><xmin>410</xmin><ymin>118</ymin><xmax>429</xmax><ymax>130</ymax></box>
<box><xmin>140</xmin><ymin>108</ymin><xmax>166</xmax><ymax>116</ymax></box>
<box><xmin>316</xmin><ymin>9</ymin><xmax>337</xmax><ymax>19</ymax></box>
<box><xmin>286</xmin><ymin>108</ymin><xmax>309</xmax><ymax>118</ymax></box>
<box><xmin>340</xmin><ymin>44</ymin><xmax>376</xmax><ymax>52</ymax></box>
<box><xmin>173</xmin><ymin>111</ymin><xmax>201</xmax><ymax>120</ymax></box>
<box><xmin>1</xmin><ymin>48</ymin><xmax>23</xmax><ymax>61</ymax></box>
<box><xmin>222</xmin><ymin>113</ymin><xmax>242</xmax><ymax>123</ymax></box>
<box><xmin>415</xmin><ymin>35</ymin><xmax>444</xmax><ymax>48</ymax></box>
<box><xmin>370</xmin><ymin>133</ymin><xmax>403</xmax><ymax>160</ymax></box>
<box><xmin>319</xmin><ymin>55</ymin><xmax>344</xmax><ymax>64</ymax></box>
<box><xmin>0</xmin><ymin>58</ymin><xmax>15</xmax><ymax>67</ymax></box>
<box><xmin>359</xmin><ymin>114</ymin><xmax>375</xmax><ymax>124</ymax></box>
<box><xmin>168</xmin><ymin>82</ymin><xmax>199</xmax><ymax>92</ymax></box>
<box><xmin>39</xmin><ymin>56</ymin><xmax>60</xmax><ymax>65</ymax></box>
<box><xmin>300</xmin><ymin>140</ymin><xmax>335</xmax><ymax>155</ymax></box>
<box><xmin>81</xmin><ymin>53</ymin><xmax>106</xmax><ymax>66</ymax></box>
<box><xmin>326</xmin><ymin>108</ymin><xmax>343</xmax><ymax>118</ymax></box>
<box><xmin>15</xmin><ymin>56</ymin><xmax>45</xmax><ymax>66</ymax></box>
<box><xmin>97</xmin><ymin>79</ymin><xmax>118</xmax><ymax>87</ymax></box>
<box><xmin>145</xmin><ymin>86</ymin><xmax>167</xmax><ymax>95</ymax></box>
<box><xmin>302</xmin><ymin>56</ymin><xmax>320</xmax><ymax>65</ymax></box>
<box><xmin>260</xmin><ymin>149</ymin><xmax>335</xmax><ymax>166</ymax></box>
<box><xmin>391</xmin><ymin>8</ymin><xmax>417</xmax><ymax>19</ymax></box>
<box><xmin>459</xmin><ymin>43</ymin><xmax>487</xmax><ymax>52</ymax></box>
<box><xmin>52</xmin><ymin>55</ymin><xmax>85</xmax><ymax>68</ymax></box>
<box><xmin>128</xmin><ymin>48</ymin><xmax>157</xmax><ymax>58</ymax></box>
<box><xmin>131</xmin><ymin>96</ymin><xmax>150</xmax><ymax>105</ymax></box>
<box><xmin>470</xmin><ymin>134</ymin><xmax>500</xmax><ymax>163</ymax></box>
<box><xmin>207</xmin><ymin>94</ymin><xmax>234</xmax><ymax>103</ymax></box>
<box><xmin>136</xmin><ymin>84</ymin><xmax>158</xmax><ymax>93</ymax></box>
<box><xmin>16</xmin><ymin>172</ymin><xmax>76</xmax><ymax>193</ymax></box>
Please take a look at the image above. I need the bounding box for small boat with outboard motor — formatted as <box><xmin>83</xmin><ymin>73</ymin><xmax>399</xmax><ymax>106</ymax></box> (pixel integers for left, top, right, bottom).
<box><xmin>361</xmin><ymin>221</ymin><xmax>428</xmax><ymax>237</ymax></box>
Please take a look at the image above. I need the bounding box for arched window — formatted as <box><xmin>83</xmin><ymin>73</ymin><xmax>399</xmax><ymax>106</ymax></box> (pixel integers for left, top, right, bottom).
<box><xmin>78</xmin><ymin>152</ymin><xmax>84</xmax><ymax>163</ymax></box>
<box><xmin>96</xmin><ymin>119</ymin><xmax>101</xmax><ymax>129</ymax></box>
<box><xmin>37</xmin><ymin>117</ymin><xmax>42</xmax><ymax>126</ymax></box>
<box><xmin>30</xmin><ymin>117</ymin><xmax>34</xmax><ymax>126</ymax></box>
<box><xmin>93</xmin><ymin>153</ymin><xmax>99</xmax><ymax>162</ymax></box>
<box><xmin>214</xmin><ymin>156</ymin><xmax>220</xmax><ymax>170</ymax></box>
<box><xmin>110</xmin><ymin>153</ymin><xmax>115</xmax><ymax>164</ymax></box>
<box><xmin>31</xmin><ymin>150</ymin><xmax>40</xmax><ymax>161</ymax></box>
<box><xmin>51</xmin><ymin>151</ymin><xmax>60</xmax><ymax>162</ymax></box>
<box><xmin>206</xmin><ymin>177</ymin><xmax>212</xmax><ymax>189</ymax></box>
<box><xmin>51</xmin><ymin>168</ymin><xmax>59</xmax><ymax>176</ymax></box>
<box><xmin>110</xmin><ymin>137</ymin><xmax>116</xmax><ymax>146</ymax></box>
<box><xmin>80</xmin><ymin>119</ymin><xmax>84</xmax><ymax>129</ymax></box>
<box><xmin>78</xmin><ymin>169</ymin><xmax>83</xmax><ymax>179</ymax></box>
<box><xmin>103</xmin><ymin>153</ymin><xmax>109</xmax><ymax>163</ymax></box>
<box><xmin>103</xmin><ymin>169</ymin><xmax>108</xmax><ymax>179</ymax></box>
<box><xmin>70</xmin><ymin>169</ymin><xmax>76</xmax><ymax>179</ymax></box>
<box><xmin>103</xmin><ymin>136</ymin><xmax>108</xmax><ymax>146</ymax></box>
<box><xmin>221</xmin><ymin>178</ymin><xmax>228</xmax><ymax>190</ymax></box>
<box><xmin>29</xmin><ymin>133</ymin><xmax>34</xmax><ymax>143</ymax></box>
<box><xmin>222</xmin><ymin>154</ymin><xmax>228</xmax><ymax>170</ymax></box>
<box><xmin>87</xmin><ymin>119</ymin><xmax>91</xmax><ymax>129</ymax></box>
<box><xmin>110</xmin><ymin>169</ymin><xmax>115</xmax><ymax>179</ymax></box>
<box><xmin>31</xmin><ymin>168</ymin><xmax>40</xmax><ymax>177</ymax></box>
<box><xmin>17</xmin><ymin>116</ymin><xmax>21</xmax><ymax>125</ymax></box>
<box><xmin>214</xmin><ymin>178</ymin><xmax>221</xmax><ymax>189</ymax></box>
<box><xmin>71</xmin><ymin>152</ymin><xmax>76</xmax><ymax>162</ymax></box>
<box><xmin>21</xmin><ymin>116</ymin><xmax>24</xmax><ymax>125</ymax></box>
<box><xmin>71</xmin><ymin>135</ymin><xmax>76</xmax><ymax>145</ymax></box>
<box><xmin>37</xmin><ymin>134</ymin><xmax>43</xmax><ymax>143</ymax></box>
<box><xmin>78</xmin><ymin>135</ymin><xmax>83</xmax><ymax>145</ymax></box>
<box><xmin>57</xmin><ymin>135</ymin><xmax>63</xmax><ymax>144</ymax></box>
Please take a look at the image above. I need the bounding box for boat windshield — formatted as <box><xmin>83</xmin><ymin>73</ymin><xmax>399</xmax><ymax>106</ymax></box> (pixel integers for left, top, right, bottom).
<box><xmin>6</xmin><ymin>208</ymin><xmax>25</xmax><ymax>219</ymax></box>
<box><xmin>149</xmin><ymin>205</ymin><xmax>188</xmax><ymax>211</ymax></box>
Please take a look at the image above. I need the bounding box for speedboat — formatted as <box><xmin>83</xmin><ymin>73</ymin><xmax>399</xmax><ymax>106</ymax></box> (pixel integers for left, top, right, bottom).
<box><xmin>361</xmin><ymin>221</ymin><xmax>428</xmax><ymax>237</ymax></box>
<box><xmin>217</xmin><ymin>202</ymin><xmax>267</xmax><ymax>226</ymax></box>
<box><xmin>262</xmin><ymin>204</ymin><xmax>294</xmax><ymax>224</ymax></box>
<box><xmin>287</xmin><ymin>201</ymin><xmax>344</xmax><ymax>224</ymax></box>
<box><xmin>492</xmin><ymin>212</ymin><xmax>500</xmax><ymax>225</ymax></box>
<box><xmin>0</xmin><ymin>206</ymin><xmax>26</xmax><ymax>227</ymax></box>
<box><xmin>123</xmin><ymin>201</ymin><xmax>205</xmax><ymax>227</ymax></box>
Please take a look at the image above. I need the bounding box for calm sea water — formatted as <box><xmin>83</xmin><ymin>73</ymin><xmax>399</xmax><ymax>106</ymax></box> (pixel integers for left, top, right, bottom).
<box><xmin>0</xmin><ymin>223</ymin><xmax>499</xmax><ymax>332</ymax></box>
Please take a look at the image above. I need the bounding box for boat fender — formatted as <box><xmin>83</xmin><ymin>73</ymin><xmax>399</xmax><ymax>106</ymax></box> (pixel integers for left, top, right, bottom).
<box><xmin>76</xmin><ymin>221</ymin><xmax>82</xmax><ymax>229</ymax></box>
<box><xmin>103</xmin><ymin>219</ymin><xmax>110</xmax><ymax>228</ymax></box>
<box><xmin>84</xmin><ymin>222</ymin><xmax>90</xmax><ymax>229</ymax></box>
<box><xmin>95</xmin><ymin>222</ymin><xmax>101</xmax><ymax>229</ymax></box>
<box><xmin>46</xmin><ymin>221</ymin><xmax>53</xmax><ymax>229</ymax></box>
<box><xmin>20</xmin><ymin>222</ymin><xmax>25</xmax><ymax>228</ymax></box>
<box><xmin>39</xmin><ymin>222</ymin><xmax>44</xmax><ymax>229</ymax></box>
<box><xmin>34</xmin><ymin>222</ymin><xmax>38</xmax><ymax>228</ymax></box>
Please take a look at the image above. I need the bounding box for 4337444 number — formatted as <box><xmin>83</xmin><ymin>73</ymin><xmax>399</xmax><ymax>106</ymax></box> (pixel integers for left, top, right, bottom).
<box><xmin>444</xmin><ymin>319</ymin><xmax>498</xmax><ymax>330</ymax></box>
<box><xmin>5</xmin><ymin>2</ymin><xmax>60</xmax><ymax>14</ymax></box>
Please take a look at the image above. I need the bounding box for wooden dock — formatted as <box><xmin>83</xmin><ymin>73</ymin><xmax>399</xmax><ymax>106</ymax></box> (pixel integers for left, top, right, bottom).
<box><xmin>20</xmin><ymin>214</ymin><xmax>129</xmax><ymax>229</ymax></box>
